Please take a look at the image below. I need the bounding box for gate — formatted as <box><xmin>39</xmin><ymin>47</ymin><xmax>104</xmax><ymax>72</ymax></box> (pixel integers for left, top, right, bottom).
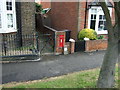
<box><xmin>38</xmin><ymin>33</ymin><xmax>55</xmax><ymax>55</ymax></box>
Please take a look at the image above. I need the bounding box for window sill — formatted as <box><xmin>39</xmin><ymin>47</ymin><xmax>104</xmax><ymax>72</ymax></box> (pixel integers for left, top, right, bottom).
<box><xmin>0</xmin><ymin>29</ymin><xmax>17</xmax><ymax>33</ymax></box>
<box><xmin>97</xmin><ymin>31</ymin><xmax>108</xmax><ymax>35</ymax></box>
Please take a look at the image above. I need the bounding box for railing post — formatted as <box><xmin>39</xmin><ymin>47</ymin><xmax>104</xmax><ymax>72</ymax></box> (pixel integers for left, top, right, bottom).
<box><xmin>36</xmin><ymin>33</ymin><xmax>39</xmax><ymax>51</ymax></box>
<box><xmin>2</xmin><ymin>34</ymin><xmax>7</xmax><ymax>56</ymax></box>
<box><xmin>16</xmin><ymin>33</ymin><xmax>22</xmax><ymax>48</ymax></box>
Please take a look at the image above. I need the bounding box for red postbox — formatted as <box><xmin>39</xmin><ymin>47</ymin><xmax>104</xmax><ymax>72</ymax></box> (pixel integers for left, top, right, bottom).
<box><xmin>59</xmin><ymin>35</ymin><xmax>64</xmax><ymax>47</ymax></box>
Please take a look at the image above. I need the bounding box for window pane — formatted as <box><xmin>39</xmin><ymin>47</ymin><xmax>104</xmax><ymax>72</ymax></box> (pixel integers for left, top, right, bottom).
<box><xmin>98</xmin><ymin>21</ymin><xmax>107</xmax><ymax>31</ymax></box>
<box><xmin>90</xmin><ymin>20</ymin><xmax>96</xmax><ymax>30</ymax></box>
<box><xmin>0</xmin><ymin>14</ymin><xmax>1</xmax><ymax>28</ymax></box>
<box><xmin>91</xmin><ymin>8</ymin><xmax>97</xmax><ymax>13</ymax></box>
<box><xmin>7</xmin><ymin>14</ymin><xmax>13</xmax><ymax>28</ymax></box>
<box><xmin>104</xmin><ymin>21</ymin><xmax>107</xmax><ymax>30</ymax></box>
<box><xmin>103</xmin><ymin>15</ymin><xmax>106</xmax><ymax>20</ymax></box>
<box><xmin>98</xmin><ymin>8</ymin><xmax>103</xmax><ymax>13</ymax></box>
<box><xmin>98</xmin><ymin>21</ymin><xmax>104</xmax><ymax>31</ymax></box>
<box><xmin>94</xmin><ymin>15</ymin><xmax>96</xmax><ymax>19</ymax></box>
<box><xmin>99</xmin><ymin>15</ymin><xmax>102</xmax><ymax>20</ymax></box>
<box><xmin>91</xmin><ymin>15</ymin><xmax>93</xmax><ymax>19</ymax></box>
<box><xmin>6</xmin><ymin>2</ymin><xmax>9</xmax><ymax>5</ymax></box>
<box><xmin>10</xmin><ymin>2</ymin><xmax>12</xmax><ymax>6</ymax></box>
<box><xmin>10</xmin><ymin>7</ymin><xmax>12</xmax><ymax>10</ymax></box>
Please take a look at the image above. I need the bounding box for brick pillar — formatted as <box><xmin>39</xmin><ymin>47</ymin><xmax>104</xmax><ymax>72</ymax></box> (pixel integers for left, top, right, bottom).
<box><xmin>69</xmin><ymin>39</ymin><xmax>75</xmax><ymax>54</ymax></box>
<box><xmin>55</xmin><ymin>31</ymin><xmax>65</xmax><ymax>55</ymax></box>
<box><xmin>64</xmin><ymin>42</ymin><xmax>70</xmax><ymax>55</ymax></box>
<box><xmin>70</xmin><ymin>42</ymin><xmax>75</xmax><ymax>53</ymax></box>
<box><xmin>20</xmin><ymin>2</ymin><xmax>35</xmax><ymax>35</ymax></box>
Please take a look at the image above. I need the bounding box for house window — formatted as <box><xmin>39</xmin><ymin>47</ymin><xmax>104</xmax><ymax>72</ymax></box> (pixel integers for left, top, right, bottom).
<box><xmin>0</xmin><ymin>0</ymin><xmax>16</xmax><ymax>33</ymax></box>
<box><xmin>98</xmin><ymin>15</ymin><xmax>107</xmax><ymax>31</ymax></box>
<box><xmin>88</xmin><ymin>7</ymin><xmax>112</xmax><ymax>34</ymax></box>
<box><xmin>90</xmin><ymin>14</ymin><xmax>96</xmax><ymax>30</ymax></box>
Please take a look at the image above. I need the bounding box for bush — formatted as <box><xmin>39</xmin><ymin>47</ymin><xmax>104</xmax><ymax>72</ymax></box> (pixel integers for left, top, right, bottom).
<box><xmin>97</xmin><ymin>35</ymin><xmax>104</xmax><ymax>40</ymax></box>
<box><xmin>78</xmin><ymin>29</ymin><xmax>97</xmax><ymax>40</ymax></box>
<box><xmin>36</xmin><ymin>3</ymin><xmax>43</xmax><ymax>12</ymax></box>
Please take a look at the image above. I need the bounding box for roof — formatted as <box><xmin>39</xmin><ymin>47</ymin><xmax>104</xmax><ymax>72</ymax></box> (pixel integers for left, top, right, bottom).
<box><xmin>88</xmin><ymin>0</ymin><xmax>113</xmax><ymax>7</ymax></box>
<box><xmin>41</xmin><ymin>8</ymin><xmax>51</xmax><ymax>14</ymax></box>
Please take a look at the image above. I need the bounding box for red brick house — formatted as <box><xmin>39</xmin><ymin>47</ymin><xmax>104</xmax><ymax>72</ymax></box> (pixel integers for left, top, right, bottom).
<box><xmin>40</xmin><ymin>0</ymin><xmax>114</xmax><ymax>40</ymax></box>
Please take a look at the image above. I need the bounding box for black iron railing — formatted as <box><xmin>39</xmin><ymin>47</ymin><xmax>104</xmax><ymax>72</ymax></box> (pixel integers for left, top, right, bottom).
<box><xmin>1</xmin><ymin>34</ymin><xmax>39</xmax><ymax>56</ymax></box>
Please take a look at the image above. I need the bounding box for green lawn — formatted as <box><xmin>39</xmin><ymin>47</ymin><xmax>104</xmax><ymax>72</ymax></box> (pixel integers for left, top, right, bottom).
<box><xmin>2</xmin><ymin>66</ymin><xmax>118</xmax><ymax>88</ymax></box>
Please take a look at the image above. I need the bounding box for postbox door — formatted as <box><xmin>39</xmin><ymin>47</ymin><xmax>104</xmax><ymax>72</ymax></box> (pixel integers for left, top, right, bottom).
<box><xmin>59</xmin><ymin>35</ymin><xmax>64</xmax><ymax>47</ymax></box>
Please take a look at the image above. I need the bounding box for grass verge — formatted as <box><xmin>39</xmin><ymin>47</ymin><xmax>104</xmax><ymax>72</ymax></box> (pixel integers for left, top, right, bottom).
<box><xmin>2</xmin><ymin>66</ymin><xmax>118</xmax><ymax>88</ymax></box>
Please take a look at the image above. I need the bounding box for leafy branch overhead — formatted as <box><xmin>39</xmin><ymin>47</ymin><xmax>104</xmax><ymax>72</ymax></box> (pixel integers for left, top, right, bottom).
<box><xmin>36</xmin><ymin>3</ymin><xmax>43</xmax><ymax>12</ymax></box>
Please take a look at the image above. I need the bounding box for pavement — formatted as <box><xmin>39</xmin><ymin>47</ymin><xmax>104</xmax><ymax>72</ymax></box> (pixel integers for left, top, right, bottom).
<box><xmin>2</xmin><ymin>50</ymin><xmax>106</xmax><ymax>84</ymax></box>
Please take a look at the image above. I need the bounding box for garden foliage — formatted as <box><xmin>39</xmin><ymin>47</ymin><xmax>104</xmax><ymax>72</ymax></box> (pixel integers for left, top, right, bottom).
<box><xmin>78</xmin><ymin>29</ymin><xmax>97</xmax><ymax>40</ymax></box>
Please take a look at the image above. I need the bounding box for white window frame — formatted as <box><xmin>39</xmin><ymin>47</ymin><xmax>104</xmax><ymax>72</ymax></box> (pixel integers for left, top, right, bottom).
<box><xmin>88</xmin><ymin>6</ymin><xmax>112</xmax><ymax>34</ymax></box>
<box><xmin>0</xmin><ymin>0</ymin><xmax>16</xmax><ymax>33</ymax></box>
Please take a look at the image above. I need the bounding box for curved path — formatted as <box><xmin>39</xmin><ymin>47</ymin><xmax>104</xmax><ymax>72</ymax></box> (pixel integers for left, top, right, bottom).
<box><xmin>2</xmin><ymin>51</ymin><xmax>105</xmax><ymax>84</ymax></box>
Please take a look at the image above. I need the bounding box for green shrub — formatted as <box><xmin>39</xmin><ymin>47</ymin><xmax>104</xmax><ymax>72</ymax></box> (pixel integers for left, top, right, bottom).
<box><xmin>97</xmin><ymin>35</ymin><xmax>104</xmax><ymax>40</ymax></box>
<box><xmin>78</xmin><ymin>29</ymin><xmax>97</xmax><ymax>40</ymax></box>
<box><xmin>36</xmin><ymin>3</ymin><xmax>43</xmax><ymax>12</ymax></box>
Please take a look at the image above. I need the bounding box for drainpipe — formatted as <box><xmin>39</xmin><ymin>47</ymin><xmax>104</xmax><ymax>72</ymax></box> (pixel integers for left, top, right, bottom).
<box><xmin>84</xmin><ymin>0</ymin><xmax>88</xmax><ymax>28</ymax></box>
<box><xmin>77</xmin><ymin>1</ymin><xmax>80</xmax><ymax>32</ymax></box>
<box><xmin>16</xmin><ymin>2</ymin><xmax>22</xmax><ymax>47</ymax></box>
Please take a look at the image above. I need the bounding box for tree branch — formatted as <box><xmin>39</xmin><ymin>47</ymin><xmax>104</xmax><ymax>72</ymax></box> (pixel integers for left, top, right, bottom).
<box><xmin>113</xmin><ymin>2</ymin><xmax>120</xmax><ymax>40</ymax></box>
<box><xmin>114</xmin><ymin>2</ymin><xmax>120</xmax><ymax>17</ymax></box>
<box><xmin>99</xmin><ymin>1</ymin><xmax>114</xmax><ymax>40</ymax></box>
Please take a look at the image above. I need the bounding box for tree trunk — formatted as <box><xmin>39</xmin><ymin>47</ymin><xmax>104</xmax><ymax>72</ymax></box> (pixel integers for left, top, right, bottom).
<box><xmin>97</xmin><ymin>1</ymin><xmax>120</xmax><ymax>88</ymax></box>
<box><xmin>97</xmin><ymin>40</ymin><xmax>118</xmax><ymax>88</ymax></box>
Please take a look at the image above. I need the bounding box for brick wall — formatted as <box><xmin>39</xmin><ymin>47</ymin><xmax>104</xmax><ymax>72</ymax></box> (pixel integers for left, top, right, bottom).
<box><xmin>41</xmin><ymin>2</ymin><xmax>51</xmax><ymax>9</ymax></box>
<box><xmin>20</xmin><ymin>2</ymin><xmax>36</xmax><ymax>35</ymax></box>
<box><xmin>50</xmin><ymin>2</ymin><xmax>79</xmax><ymax>40</ymax></box>
<box><xmin>85</xmin><ymin>39</ymin><xmax>108</xmax><ymax>52</ymax></box>
<box><xmin>78</xmin><ymin>2</ymin><xmax>88</xmax><ymax>32</ymax></box>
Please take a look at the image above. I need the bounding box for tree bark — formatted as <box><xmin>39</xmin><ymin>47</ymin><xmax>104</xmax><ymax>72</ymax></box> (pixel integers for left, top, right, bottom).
<box><xmin>97</xmin><ymin>40</ymin><xmax>118</xmax><ymax>88</ymax></box>
<box><xmin>97</xmin><ymin>1</ymin><xmax>119</xmax><ymax>88</ymax></box>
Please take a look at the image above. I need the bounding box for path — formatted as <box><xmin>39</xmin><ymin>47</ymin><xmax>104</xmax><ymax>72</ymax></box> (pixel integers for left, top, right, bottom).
<box><xmin>2</xmin><ymin>51</ymin><xmax>105</xmax><ymax>84</ymax></box>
